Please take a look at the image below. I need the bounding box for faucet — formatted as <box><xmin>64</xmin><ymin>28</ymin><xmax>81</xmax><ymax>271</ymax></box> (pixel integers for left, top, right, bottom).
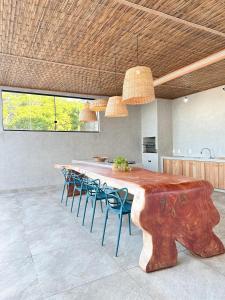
<box><xmin>200</xmin><ymin>148</ymin><xmax>214</xmax><ymax>159</ymax></box>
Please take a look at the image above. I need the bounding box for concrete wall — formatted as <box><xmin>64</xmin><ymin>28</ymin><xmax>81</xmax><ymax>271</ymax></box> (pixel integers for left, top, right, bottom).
<box><xmin>172</xmin><ymin>85</ymin><xmax>225</xmax><ymax>157</ymax></box>
<box><xmin>141</xmin><ymin>99</ymin><xmax>173</xmax><ymax>171</ymax></box>
<box><xmin>157</xmin><ymin>99</ymin><xmax>173</xmax><ymax>158</ymax></box>
<box><xmin>0</xmin><ymin>87</ymin><xmax>141</xmax><ymax>190</ymax></box>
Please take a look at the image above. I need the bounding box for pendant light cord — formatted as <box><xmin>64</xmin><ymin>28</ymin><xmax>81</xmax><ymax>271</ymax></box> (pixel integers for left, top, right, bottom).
<box><xmin>114</xmin><ymin>54</ymin><xmax>117</xmax><ymax>96</ymax></box>
<box><xmin>136</xmin><ymin>34</ymin><xmax>139</xmax><ymax>65</ymax></box>
<box><xmin>98</xmin><ymin>67</ymin><xmax>101</xmax><ymax>91</ymax></box>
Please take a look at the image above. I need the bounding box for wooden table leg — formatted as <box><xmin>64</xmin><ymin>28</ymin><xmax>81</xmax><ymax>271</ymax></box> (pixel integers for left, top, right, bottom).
<box><xmin>132</xmin><ymin>184</ymin><xmax>225</xmax><ymax>272</ymax></box>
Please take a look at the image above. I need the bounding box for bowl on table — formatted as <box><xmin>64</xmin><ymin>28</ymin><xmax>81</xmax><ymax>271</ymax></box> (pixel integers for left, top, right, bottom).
<box><xmin>93</xmin><ymin>156</ymin><xmax>108</xmax><ymax>162</ymax></box>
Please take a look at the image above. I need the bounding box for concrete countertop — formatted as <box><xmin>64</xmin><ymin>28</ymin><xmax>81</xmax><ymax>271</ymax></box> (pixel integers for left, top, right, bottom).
<box><xmin>161</xmin><ymin>156</ymin><xmax>225</xmax><ymax>163</ymax></box>
<box><xmin>72</xmin><ymin>159</ymin><xmax>143</xmax><ymax>168</ymax></box>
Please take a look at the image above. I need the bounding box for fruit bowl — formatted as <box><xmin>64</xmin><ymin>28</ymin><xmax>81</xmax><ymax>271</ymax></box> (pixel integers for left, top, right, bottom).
<box><xmin>93</xmin><ymin>156</ymin><xmax>108</xmax><ymax>162</ymax></box>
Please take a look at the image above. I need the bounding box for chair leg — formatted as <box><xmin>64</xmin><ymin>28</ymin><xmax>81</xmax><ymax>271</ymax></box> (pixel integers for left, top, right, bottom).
<box><xmin>102</xmin><ymin>209</ymin><xmax>109</xmax><ymax>246</ymax></box>
<box><xmin>90</xmin><ymin>199</ymin><xmax>97</xmax><ymax>232</ymax></box>
<box><xmin>100</xmin><ymin>200</ymin><xmax>103</xmax><ymax>213</ymax></box>
<box><xmin>76</xmin><ymin>189</ymin><xmax>83</xmax><ymax>217</ymax></box>
<box><xmin>128</xmin><ymin>213</ymin><xmax>132</xmax><ymax>235</ymax></box>
<box><xmin>115</xmin><ymin>214</ymin><xmax>123</xmax><ymax>257</ymax></box>
<box><xmin>61</xmin><ymin>183</ymin><xmax>66</xmax><ymax>203</ymax></box>
<box><xmin>65</xmin><ymin>183</ymin><xmax>70</xmax><ymax>206</ymax></box>
<box><xmin>82</xmin><ymin>194</ymin><xmax>89</xmax><ymax>226</ymax></box>
<box><xmin>70</xmin><ymin>186</ymin><xmax>76</xmax><ymax>213</ymax></box>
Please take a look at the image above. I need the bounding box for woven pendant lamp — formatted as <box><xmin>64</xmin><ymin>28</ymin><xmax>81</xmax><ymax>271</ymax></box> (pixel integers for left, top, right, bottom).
<box><xmin>90</xmin><ymin>68</ymin><xmax>108</xmax><ymax>112</ymax></box>
<box><xmin>79</xmin><ymin>103</ymin><xmax>97</xmax><ymax>122</ymax></box>
<box><xmin>105</xmin><ymin>96</ymin><xmax>128</xmax><ymax>117</ymax></box>
<box><xmin>122</xmin><ymin>65</ymin><xmax>155</xmax><ymax>105</ymax></box>
<box><xmin>90</xmin><ymin>99</ymin><xmax>108</xmax><ymax>112</ymax></box>
<box><xmin>122</xmin><ymin>35</ymin><xmax>155</xmax><ymax>105</ymax></box>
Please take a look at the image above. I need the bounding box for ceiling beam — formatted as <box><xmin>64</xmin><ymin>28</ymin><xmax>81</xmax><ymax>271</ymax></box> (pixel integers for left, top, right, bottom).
<box><xmin>0</xmin><ymin>52</ymin><xmax>124</xmax><ymax>76</ymax></box>
<box><xmin>116</xmin><ymin>0</ymin><xmax>225</xmax><ymax>38</ymax></box>
<box><xmin>154</xmin><ymin>48</ymin><xmax>225</xmax><ymax>86</ymax></box>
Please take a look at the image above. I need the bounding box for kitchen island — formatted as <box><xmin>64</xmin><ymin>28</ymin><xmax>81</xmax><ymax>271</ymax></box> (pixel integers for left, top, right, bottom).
<box><xmin>55</xmin><ymin>160</ymin><xmax>225</xmax><ymax>272</ymax></box>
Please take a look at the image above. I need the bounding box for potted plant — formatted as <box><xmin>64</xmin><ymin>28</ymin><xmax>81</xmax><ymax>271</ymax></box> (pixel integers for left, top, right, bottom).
<box><xmin>112</xmin><ymin>156</ymin><xmax>131</xmax><ymax>172</ymax></box>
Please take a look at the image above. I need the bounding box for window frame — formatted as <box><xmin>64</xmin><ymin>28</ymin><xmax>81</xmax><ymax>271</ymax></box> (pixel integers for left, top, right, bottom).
<box><xmin>1</xmin><ymin>89</ymin><xmax>100</xmax><ymax>133</ymax></box>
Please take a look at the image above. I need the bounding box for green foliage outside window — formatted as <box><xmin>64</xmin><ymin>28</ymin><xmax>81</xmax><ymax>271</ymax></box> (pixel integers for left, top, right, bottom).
<box><xmin>2</xmin><ymin>91</ymin><xmax>98</xmax><ymax>132</ymax></box>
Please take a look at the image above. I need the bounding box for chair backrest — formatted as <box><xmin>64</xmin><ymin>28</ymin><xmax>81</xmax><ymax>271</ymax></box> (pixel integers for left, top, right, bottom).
<box><xmin>106</xmin><ymin>187</ymin><xmax>128</xmax><ymax>209</ymax></box>
<box><xmin>84</xmin><ymin>178</ymin><xmax>101</xmax><ymax>193</ymax></box>
<box><xmin>61</xmin><ymin>168</ymin><xmax>83</xmax><ymax>185</ymax></box>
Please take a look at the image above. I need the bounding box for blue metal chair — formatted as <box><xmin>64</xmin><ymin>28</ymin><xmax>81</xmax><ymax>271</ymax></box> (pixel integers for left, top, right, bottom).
<box><xmin>61</xmin><ymin>168</ymin><xmax>83</xmax><ymax>208</ymax></box>
<box><xmin>82</xmin><ymin>180</ymin><xmax>116</xmax><ymax>232</ymax></box>
<box><xmin>101</xmin><ymin>187</ymin><xmax>132</xmax><ymax>257</ymax></box>
<box><xmin>72</xmin><ymin>177</ymin><xmax>100</xmax><ymax>217</ymax></box>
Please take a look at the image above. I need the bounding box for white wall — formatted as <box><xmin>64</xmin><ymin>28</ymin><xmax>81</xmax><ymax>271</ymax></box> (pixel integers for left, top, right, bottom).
<box><xmin>172</xmin><ymin>85</ymin><xmax>225</xmax><ymax>157</ymax></box>
<box><xmin>157</xmin><ymin>99</ymin><xmax>173</xmax><ymax>158</ymax></box>
<box><xmin>0</xmin><ymin>88</ymin><xmax>141</xmax><ymax>190</ymax></box>
<box><xmin>141</xmin><ymin>99</ymin><xmax>173</xmax><ymax>171</ymax></box>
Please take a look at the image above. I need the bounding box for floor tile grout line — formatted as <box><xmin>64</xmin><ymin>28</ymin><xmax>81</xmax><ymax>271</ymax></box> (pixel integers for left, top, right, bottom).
<box><xmin>185</xmin><ymin>251</ymin><xmax>225</xmax><ymax>278</ymax></box>
<box><xmin>124</xmin><ymin>268</ymin><xmax>154</xmax><ymax>299</ymax></box>
<box><xmin>43</xmin><ymin>269</ymin><xmax>128</xmax><ymax>299</ymax></box>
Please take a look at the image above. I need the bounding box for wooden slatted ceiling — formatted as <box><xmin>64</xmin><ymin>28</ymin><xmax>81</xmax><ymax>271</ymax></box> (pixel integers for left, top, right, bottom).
<box><xmin>0</xmin><ymin>0</ymin><xmax>225</xmax><ymax>98</ymax></box>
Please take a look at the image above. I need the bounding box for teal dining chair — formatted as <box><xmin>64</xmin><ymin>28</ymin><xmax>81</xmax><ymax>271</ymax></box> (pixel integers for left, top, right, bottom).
<box><xmin>101</xmin><ymin>187</ymin><xmax>132</xmax><ymax>257</ymax></box>
<box><xmin>61</xmin><ymin>168</ymin><xmax>83</xmax><ymax>209</ymax></box>
<box><xmin>72</xmin><ymin>177</ymin><xmax>100</xmax><ymax>217</ymax></box>
<box><xmin>82</xmin><ymin>180</ymin><xmax>116</xmax><ymax>232</ymax></box>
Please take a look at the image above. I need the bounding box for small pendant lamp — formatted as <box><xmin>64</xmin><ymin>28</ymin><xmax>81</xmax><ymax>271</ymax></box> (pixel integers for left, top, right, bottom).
<box><xmin>122</xmin><ymin>35</ymin><xmax>155</xmax><ymax>105</ymax></box>
<box><xmin>105</xmin><ymin>96</ymin><xmax>128</xmax><ymax>117</ymax></box>
<box><xmin>90</xmin><ymin>69</ymin><xmax>108</xmax><ymax>112</ymax></box>
<box><xmin>79</xmin><ymin>102</ymin><xmax>97</xmax><ymax>122</ymax></box>
<box><xmin>105</xmin><ymin>56</ymin><xmax>128</xmax><ymax>118</ymax></box>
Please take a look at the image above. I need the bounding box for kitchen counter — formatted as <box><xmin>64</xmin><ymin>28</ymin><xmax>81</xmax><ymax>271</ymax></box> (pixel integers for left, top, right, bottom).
<box><xmin>162</xmin><ymin>156</ymin><xmax>225</xmax><ymax>190</ymax></box>
<box><xmin>161</xmin><ymin>156</ymin><xmax>225</xmax><ymax>163</ymax></box>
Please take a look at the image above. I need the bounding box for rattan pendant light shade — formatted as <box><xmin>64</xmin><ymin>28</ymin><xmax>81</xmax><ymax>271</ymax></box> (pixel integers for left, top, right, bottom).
<box><xmin>122</xmin><ymin>35</ymin><xmax>155</xmax><ymax>105</ymax></box>
<box><xmin>122</xmin><ymin>66</ymin><xmax>155</xmax><ymax>105</ymax></box>
<box><xmin>105</xmin><ymin>54</ymin><xmax>128</xmax><ymax>118</ymax></box>
<box><xmin>105</xmin><ymin>96</ymin><xmax>128</xmax><ymax>117</ymax></box>
<box><xmin>90</xmin><ymin>99</ymin><xmax>108</xmax><ymax>112</ymax></box>
<box><xmin>79</xmin><ymin>103</ymin><xmax>97</xmax><ymax>122</ymax></box>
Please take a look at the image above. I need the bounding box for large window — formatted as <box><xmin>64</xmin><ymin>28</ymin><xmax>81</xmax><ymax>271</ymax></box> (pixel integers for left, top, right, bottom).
<box><xmin>2</xmin><ymin>91</ymin><xmax>99</xmax><ymax>132</ymax></box>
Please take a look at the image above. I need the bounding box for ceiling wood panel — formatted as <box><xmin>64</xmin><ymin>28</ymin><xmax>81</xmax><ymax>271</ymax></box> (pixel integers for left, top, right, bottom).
<box><xmin>1</xmin><ymin>0</ymin><xmax>225</xmax><ymax>98</ymax></box>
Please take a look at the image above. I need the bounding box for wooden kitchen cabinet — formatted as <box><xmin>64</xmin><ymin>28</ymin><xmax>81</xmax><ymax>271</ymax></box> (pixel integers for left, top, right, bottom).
<box><xmin>163</xmin><ymin>159</ymin><xmax>173</xmax><ymax>174</ymax></box>
<box><xmin>182</xmin><ymin>160</ymin><xmax>193</xmax><ymax>177</ymax></box>
<box><xmin>163</xmin><ymin>158</ymin><xmax>225</xmax><ymax>189</ymax></box>
<box><xmin>182</xmin><ymin>160</ymin><xmax>205</xmax><ymax>179</ymax></box>
<box><xmin>163</xmin><ymin>159</ymin><xmax>182</xmax><ymax>175</ymax></box>
<box><xmin>219</xmin><ymin>163</ymin><xmax>225</xmax><ymax>189</ymax></box>
<box><xmin>171</xmin><ymin>160</ymin><xmax>183</xmax><ymax>175</ymax></box>
<box><xmin>192</xmin><ymin>161</ymin><xmax>205</xmax><ymax>180</ymax></box>
<box><xmin>204</xmin><ymin>162</ymin><xmax>219</xmax><ymax>188</ymax></box>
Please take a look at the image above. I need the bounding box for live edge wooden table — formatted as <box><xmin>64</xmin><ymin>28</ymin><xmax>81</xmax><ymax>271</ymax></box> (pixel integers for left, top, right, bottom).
<box><xmin>55</xmin><ymin>161</ymin><xmax>225</xmax><ymax>273</ymax></box>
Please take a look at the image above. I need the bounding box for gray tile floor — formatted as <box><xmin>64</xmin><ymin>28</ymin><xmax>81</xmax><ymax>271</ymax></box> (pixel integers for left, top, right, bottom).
<box><xmin>0</xmin><ymin>187</ymin><xmax>225</xmax><ymax>300</ymax></box>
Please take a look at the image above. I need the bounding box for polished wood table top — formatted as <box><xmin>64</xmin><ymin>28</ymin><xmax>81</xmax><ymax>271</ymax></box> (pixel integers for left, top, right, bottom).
<box><xmin>55</xmin><ymin>162</ymin><xmax>225</xmax><ymax>272</ymax></box>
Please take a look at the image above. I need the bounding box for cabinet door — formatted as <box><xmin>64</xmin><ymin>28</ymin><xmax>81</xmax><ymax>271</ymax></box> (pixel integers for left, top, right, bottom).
<box><xmin>163</xmin><ymin>159</ymin><xmax>173</xmax><ymax>174</ymax></box>
<box><xmin>172</xmin><ymin>160</ymin><xmax>183</xmax><ymax>175</ymax></box>
<box><xmin>192</xmin><ymin>161</ymin><xmax>205</xmax><ymax>180</ymax></box>
<box><xmin>204</xmin><ymin>162</ymin><xmax>219</xmax><ymax>188</ymax></box>
<box><xmin>182</xmin><ymin>160</ymin><xmax>205</xmax><ymax>179</ymax></box>
<box><xmin>182</xmin><ymin>160</ymin><xmax>193</xmax><ymax>177</ymax></box>
<box><xmin>142</xmin><ymin>153</ymin><xmax>158</xmax><ymax>171</ymax></box>
<box><xmin>219</xmin><ymin>163</ymin><xmax>225</xmax><ymax>189</ymax></box>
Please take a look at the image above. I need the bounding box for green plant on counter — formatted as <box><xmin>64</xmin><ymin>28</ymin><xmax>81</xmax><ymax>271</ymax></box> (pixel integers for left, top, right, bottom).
<box><xmin>113</xmin><ymin>156</ymin><xmax>130</xmax><ymax>172</ymax></box>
